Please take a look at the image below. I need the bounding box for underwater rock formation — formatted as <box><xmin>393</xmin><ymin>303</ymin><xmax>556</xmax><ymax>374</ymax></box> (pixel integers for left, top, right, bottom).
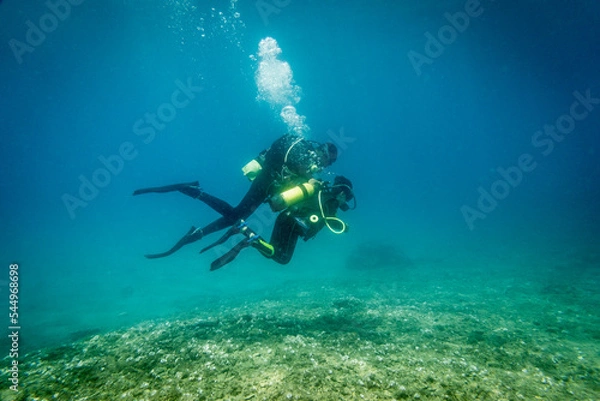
<box><xmin>345</xmin><ymin>242</ymin><xmax>412</xmax><ymax>270</ymax></box>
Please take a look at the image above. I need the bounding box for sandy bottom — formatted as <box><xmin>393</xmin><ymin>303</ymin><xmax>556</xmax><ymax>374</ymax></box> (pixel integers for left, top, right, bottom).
<box><xmin>2</xmin><ymin>261</ymin><xmax>599</xmax><ymax>401</ymax></box>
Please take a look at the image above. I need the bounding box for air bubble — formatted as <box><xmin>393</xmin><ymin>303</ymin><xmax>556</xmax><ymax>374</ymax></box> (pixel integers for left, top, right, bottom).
<box><xmin>255</xmin><ymin>37</ymin><xmax>308</xmax><ymax>134</ymax></box>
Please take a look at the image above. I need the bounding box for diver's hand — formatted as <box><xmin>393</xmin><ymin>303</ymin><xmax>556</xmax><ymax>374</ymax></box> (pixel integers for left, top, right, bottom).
<box><xmin>308</xmin><ymin>178</ymin><xmax>324</xmax><ymax>189</ymax></box>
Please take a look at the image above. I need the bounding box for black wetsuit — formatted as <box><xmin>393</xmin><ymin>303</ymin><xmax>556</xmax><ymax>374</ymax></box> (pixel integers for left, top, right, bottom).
<box><xmin>196</xmin><ymin>134</ymin><xmax>326</xmax><ymax>237</ymax></box>
<box><xmin>134</xmin><ymin>134</ymin><xmax>331</xmax><ymax>259</ymax></box>
<box><xmin>267</xmin><ymin>189</ymin><xmax>343</xmax><ymax>264</ymax></box>
<box><xmin>206</xmin><ymin>184</ymin><xmax>349</xmax><ymax>270</ymax></box>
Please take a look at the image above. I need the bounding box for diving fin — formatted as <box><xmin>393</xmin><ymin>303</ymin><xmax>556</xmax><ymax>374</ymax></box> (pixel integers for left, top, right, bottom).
<box><xmin>200</xmin><ymin>220</ymin><xmax>248</xmax><ymax>254</ymax></box>
<box><xmin>145</xmin><ymin>226</ymin><xmax>203</xmax><ymax>259</ymax></box>
<box><xmin>209</xmin><ymin>239</ymin><xmax>251</xmax><ymax>271</ymax></box>
<box><xmin>133</xmin><ymin>181</ymin><xmax>200</xmax><ymax>196</ymax></box>
<box><xmin>209</xmin><ymin>233</ymin><xmax>273</xmax><ymax>271</ymax></box>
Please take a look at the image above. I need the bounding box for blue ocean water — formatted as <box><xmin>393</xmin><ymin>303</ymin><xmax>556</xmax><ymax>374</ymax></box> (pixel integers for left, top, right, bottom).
<box><xmin>1</xmin><ymin>0</ymin><xmax>599</xmax><ymax>363</ymax></box>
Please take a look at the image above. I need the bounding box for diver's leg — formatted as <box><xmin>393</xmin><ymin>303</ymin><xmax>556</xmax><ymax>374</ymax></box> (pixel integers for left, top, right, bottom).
<box><xmin>199</xmin><ymin>173</ymin><xmax>272</xmax><ymax>237</ymax></box>
<box><xmin>199</xmin><ymin>216</ymin><xmax>236</xmax><ymax>238</ymax></box>
<box><xmin>194</xmin><ymin>192</ymin><xmax>235</xmax><ymax>216</ymax></box>
<box><xmin>145</xmin><ymin>226</ymin><xmax>204</xmax><ymax>259</ymax></box>
<box><xmin>250</xmin><ymin>235</ymin><xmax>276</xmax><ymax>260</ymax></box>
<box><xmin>230</xmin><ymin>172</ymin><xmax>272</xmax><ymax>219</ymax></box>
<box><xmin>265</xmin><ymin>213</ymin><xmax>300</xmax><ymax>265</ymax></box>
<box><xmin>133</xmin><ymin>181</ymin><xmax>236</xmax><ymax>216</ymax></box>
<box><xmin>133</xmin><ymin>181</ymin><xmax>200</xmax><ymax>196</ymax></box>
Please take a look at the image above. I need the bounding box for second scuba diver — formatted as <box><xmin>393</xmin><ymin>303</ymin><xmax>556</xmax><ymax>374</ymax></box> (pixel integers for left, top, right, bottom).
<box><xmin>133</xmin><ymin>134</ymin><xmax>338</xmax><ymax>259</ymax></box>
<box><xmin>203</xmin><ymin>175</ymin><xmax>356</xmax><ymax>270</ymax></box>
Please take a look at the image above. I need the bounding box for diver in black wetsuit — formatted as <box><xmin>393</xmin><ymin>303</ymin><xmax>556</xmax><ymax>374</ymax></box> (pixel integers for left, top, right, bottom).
<box><xmin>204</xmin><ymin>175</ymin><xmax>355</xmax><ymax>270</ymax></box>
<box><xmin>133</xmin><ymin>134</ymin><xmax>338</xmax><ymax>258</ymax></box>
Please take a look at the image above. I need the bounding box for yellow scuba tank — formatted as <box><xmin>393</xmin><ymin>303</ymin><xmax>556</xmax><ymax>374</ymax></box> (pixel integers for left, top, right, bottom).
<box><xmin>270</xmin><ymin>179</ymin><xmax>319</xmax><ymax>211</ymax></box>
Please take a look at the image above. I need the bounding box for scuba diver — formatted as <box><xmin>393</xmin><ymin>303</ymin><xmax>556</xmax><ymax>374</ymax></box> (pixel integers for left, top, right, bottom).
<box><xmin>202</xmin><ymin>175</ymin><xmax>356</xmax><ymax>270</ymax></box>
<box><xmin>133</xmin><ymin>134</ymin><xmax>338</xmax><ymax>258</ymax></box>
